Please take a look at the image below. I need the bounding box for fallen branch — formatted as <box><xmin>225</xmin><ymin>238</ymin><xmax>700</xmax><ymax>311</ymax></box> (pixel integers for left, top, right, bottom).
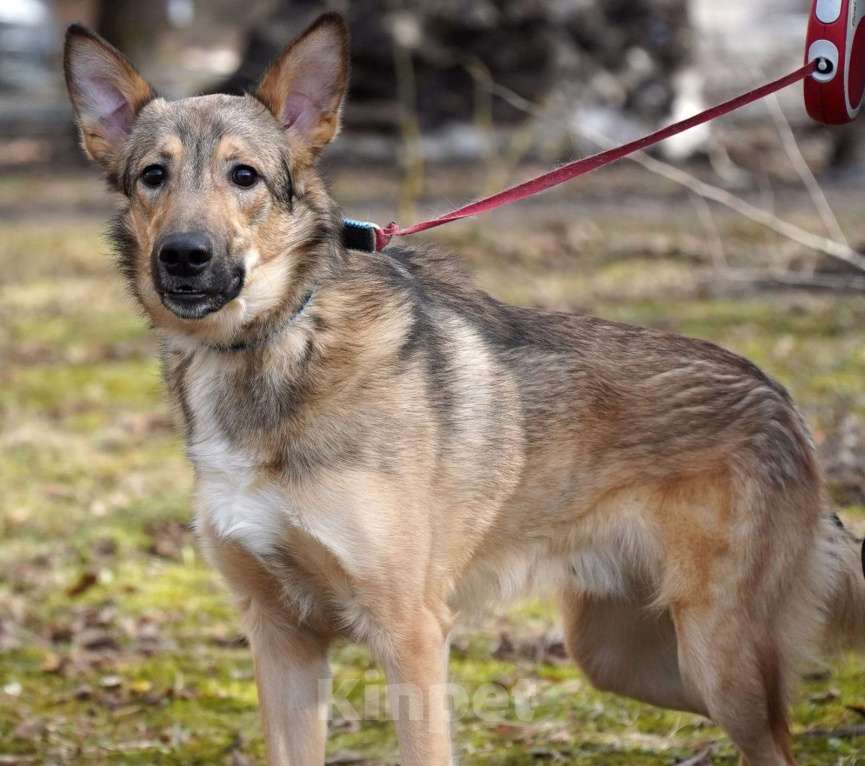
<box><xmin>690</xmin><ymin>193</ymin><xmax>728</xmax><ymax>270</ymax></box>
<box><xmin>675</xmin><ymin>747</ymin><xmax>715</xmax><ymax>766</ymax></box>
<box><xmin>578</xmin><ymin>126</ymin><xmax>865</xmax><ymax>275</ymax></box>
<box><xmin>766</xmin><ymin>93</ymin><xmax>849</xmax><ymax>247</ymax></box>
<box><xmin>800</xmin><ymin>724</ymin><xmax>865</xmax><ymax>739</ymax></box>
<box><xmin>703</xmin><ymin>269</ymin><xmax>865</xmax><ymax>293</ymax></box>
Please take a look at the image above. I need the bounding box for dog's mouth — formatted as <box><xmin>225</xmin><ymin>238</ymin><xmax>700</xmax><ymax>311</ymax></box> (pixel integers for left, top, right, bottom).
<box><xmin>158</xmin><ymin>273</ymin><xmax>244</xmax><ymax>320</ymax></box>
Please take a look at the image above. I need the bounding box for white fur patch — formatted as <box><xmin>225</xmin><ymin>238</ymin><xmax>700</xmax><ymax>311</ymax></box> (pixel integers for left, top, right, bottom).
<box><xmin>184</xmin><ymin>353</ymin><xmax>294</xmax><ymax>558</ymax></box>
<box><xmin>184</xmin><ymin>354</ymin><xmax>396</xmax><ymax>580</ymax></box>
<box><xmin>191</xmin><ymin>434</ymin><xmax>293</xmax><ymax>558</ymax></box>
<box><xmin>234</xmin><ymin>249</ymin><xmax>293</xmax><ymax>321</ymax></box>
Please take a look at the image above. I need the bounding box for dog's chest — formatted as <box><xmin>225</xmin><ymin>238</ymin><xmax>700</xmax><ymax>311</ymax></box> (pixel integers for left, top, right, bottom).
<box><xmin>178</xmin><ymin>354</ymin><xmax>374</xmax><ymax>581</ymax></box>
<box><xmin>180</xmin><ymin>354</ymin><xmax>294</xmax><ymax>558</ymax></box>
<box><xmin>190</xmin><ymin>433</ymin><xmax>293</xmax><ymax>558</ymax></box>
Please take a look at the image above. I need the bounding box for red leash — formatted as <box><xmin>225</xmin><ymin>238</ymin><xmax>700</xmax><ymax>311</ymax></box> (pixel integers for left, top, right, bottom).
<box><xmin>342</xmin><ymin>62</ymin><xmax>817</xmax><ymax>253</ymax></box>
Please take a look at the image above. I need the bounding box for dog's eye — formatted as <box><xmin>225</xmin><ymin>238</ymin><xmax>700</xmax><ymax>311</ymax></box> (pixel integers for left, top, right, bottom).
<box><xmin>231</xmin><ymin>165</ymin><xmax>258</xmax><ymax>188</ymax></box>
<box><xmin>141</xmin><ymin>164</ymin><xmax>166</xmax><ymax>188</ymax></box>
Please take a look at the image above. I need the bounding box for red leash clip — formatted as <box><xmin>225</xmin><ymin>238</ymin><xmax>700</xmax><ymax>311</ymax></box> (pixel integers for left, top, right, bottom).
<box><xmin>805</xmin><ymin>0</ymin><xmax>865</xmax><ymax>124</ymax></box>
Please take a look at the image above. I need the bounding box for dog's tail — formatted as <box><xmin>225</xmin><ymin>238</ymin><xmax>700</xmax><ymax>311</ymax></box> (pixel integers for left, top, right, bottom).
<box><xmin>823</xmin><ymin>513</ymin><xmax>865</xmax><ymax>652</ymax></box>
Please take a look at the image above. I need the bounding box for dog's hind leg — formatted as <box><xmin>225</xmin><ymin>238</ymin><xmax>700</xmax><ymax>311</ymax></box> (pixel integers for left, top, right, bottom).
<box><xmin>658</xmin><ymin>477</ymin><xmax>819</xmax><ymax>766</ymax></box>
<box><xmin>672</xmin><ymin>603</ymin><xmax>798</xmax><ymax>766</ymax></box>
<box><xmin>560</xmin><ymin>589</ymin><xmax>707</xmax><ymax>715</ymax></box>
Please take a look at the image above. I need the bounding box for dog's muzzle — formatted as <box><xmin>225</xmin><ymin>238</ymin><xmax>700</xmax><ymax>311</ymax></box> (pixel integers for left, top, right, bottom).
<box><xmin>152</xmin><ymin>231</ymin><xmax>244</xmax><ymax>319</ymax></box>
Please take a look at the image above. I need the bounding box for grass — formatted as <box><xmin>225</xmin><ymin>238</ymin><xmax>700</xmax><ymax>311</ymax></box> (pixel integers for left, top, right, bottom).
<box><xmin>1</xmin><ymin>170</ymin><xmax>864</xmax><ymax>764</ymax></box>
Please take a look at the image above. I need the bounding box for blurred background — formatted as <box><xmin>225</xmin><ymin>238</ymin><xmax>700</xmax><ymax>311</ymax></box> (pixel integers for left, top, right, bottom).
<box><xmin>1</xmin><ymin>1</ymin><xmax>865</xmax><ymax>764</ymax></box>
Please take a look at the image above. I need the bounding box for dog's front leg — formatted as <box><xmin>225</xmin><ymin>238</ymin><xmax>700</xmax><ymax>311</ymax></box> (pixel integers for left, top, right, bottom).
<box><xmin>381</xmin><ymin>609</ymin><xmax>453</xmax><ymax>766</ymax></box>
<box><xmin>247</xmin><ymin>606</ymin><xmax>331</xmax><ymax>766</ymax></box>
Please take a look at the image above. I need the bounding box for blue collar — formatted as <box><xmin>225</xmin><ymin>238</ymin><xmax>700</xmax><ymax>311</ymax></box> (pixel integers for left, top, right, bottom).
<box><xmin>342</xmin><ymin>218</ymin><xmax>379</xmax><ymax>252</ymax></box>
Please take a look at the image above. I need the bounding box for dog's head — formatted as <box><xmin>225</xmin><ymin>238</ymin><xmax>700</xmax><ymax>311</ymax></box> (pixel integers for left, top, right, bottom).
<box><xmin>64</xmin><ymin>14</ymin><xmax>349</xmax><ymax>345</ymax></box>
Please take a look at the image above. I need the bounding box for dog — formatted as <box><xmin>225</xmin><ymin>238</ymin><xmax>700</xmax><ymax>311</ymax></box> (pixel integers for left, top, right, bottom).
<box><xmin>64</xmin><ymin>13</ymin><xmax>865</xmax><ymax>766</ymax></box>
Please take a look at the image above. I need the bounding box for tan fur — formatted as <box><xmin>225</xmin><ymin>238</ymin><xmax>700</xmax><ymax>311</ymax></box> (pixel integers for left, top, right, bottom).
<box><xmin>65</xmin><ymin>15</ymin><xmax>865</xmax><ymax>766</ymax></box>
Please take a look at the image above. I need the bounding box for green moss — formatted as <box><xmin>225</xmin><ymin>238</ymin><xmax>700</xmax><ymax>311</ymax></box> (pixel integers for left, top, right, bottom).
<box><xmin>8</xmin><ymin>310</ymin><xmax>149</xmax><ymax>350</ymax></box>
<box><xmin>1</xmin><ymin>358</ymin><xmax>163</xmax><ymax>417</ymax></box>
<box><xmin>0</xmin><ymin>220</ymin><xmax>110</xmax><ymax>283</ymax></box>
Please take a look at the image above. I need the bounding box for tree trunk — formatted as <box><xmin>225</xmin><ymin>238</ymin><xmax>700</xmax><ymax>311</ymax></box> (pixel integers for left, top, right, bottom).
<box><xmin>96</xmin><ymin>0</ymin><xmax>169</xmax><ymax>64</ymax></box>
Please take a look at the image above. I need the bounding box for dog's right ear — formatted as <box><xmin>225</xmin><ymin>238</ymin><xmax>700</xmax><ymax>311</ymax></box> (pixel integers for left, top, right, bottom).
<box><xmin>64</xmin><ymin>24</ymin><xmax>155</xmax><ymax>167</ymax></box>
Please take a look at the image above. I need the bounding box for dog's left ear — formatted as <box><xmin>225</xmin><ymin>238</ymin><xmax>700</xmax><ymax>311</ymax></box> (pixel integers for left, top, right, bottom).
<box><xmin>256</xmin><ymin>13</ymin><xmax>350</xmax><ymax>155</ymax></box>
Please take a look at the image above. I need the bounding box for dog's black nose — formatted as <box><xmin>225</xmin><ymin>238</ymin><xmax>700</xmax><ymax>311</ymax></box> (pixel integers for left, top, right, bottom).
<box><xmin>157</xmin><ymin>232</ymin><xmax>213</xmax><ymax>277</ymax></box>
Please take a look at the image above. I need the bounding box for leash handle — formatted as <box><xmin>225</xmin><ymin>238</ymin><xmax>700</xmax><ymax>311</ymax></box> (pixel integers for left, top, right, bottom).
<box><xmin>345</xmin><ymin>61</ymin><xmax>817</xmax><ymax>252</ymax></box>
<box><xmin>805</xmin><ymin>0</ymin><xmax>865</xmax><ymax>124</ymax></box>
